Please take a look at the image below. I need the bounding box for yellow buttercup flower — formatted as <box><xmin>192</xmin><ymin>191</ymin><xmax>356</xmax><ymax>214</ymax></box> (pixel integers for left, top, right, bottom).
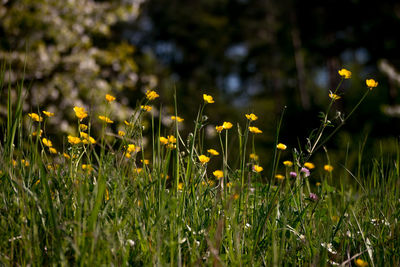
<box><xmin>276</xmin><ymin>143</ymin><xmax>287</xmax><ymax>150</ymax></box>
<box><xmin>213</xmin><ymin>170</ymin><xmax>223</xmax><ymax>179</ymax></box>
<box><xmin>159</xmin><ymin>136</ymin><xmax>168</xmax><ymax>145</ymax></box>
<box><xmin>68</xmin><ymin>136</ymin><xmax>81</xmax><ymax>145</ymax></box>
<box><xmin>249</xmin><ymin>126</ymin><xmax>262</xmax><ymax>134</ymax></box>
<box><xmin>82</xmin><ymin>164</ymin><xmax>93</xmax><ymax>172</ymax></box>
<box><xmin>304</xmin><ymin>162</ymin><xmax>315</xmax><ymax>169</ymax></box>
<box><xmin>105</xmin><ymin>94</ymin><xmax>116</xmax><ymax>103</ymax></box>
<box><xmin>118</xmin><ymin>130</ymin><xmax>126</xmax><ymax>137</ymax></box>
<box><xmin>245</xmin><ymin>113</ymin><xmax>258</xmax><ymax>121</ymax></box>
<box><xmin>42</xmin><ymin>138</ymin><xmax>53</xmax><ymax>147</ymax></box>
<box><xmin>249</xmin><ymin>153</ymin><xmax>259</xmax><ymax>161</ymax></box>
<box><xmin>207</xmin><ymin>149</ymin><xmax>219</xmax><ymax>156</ymax></box>
<box><xmin>203</xmin><ymin>94</ymin><xmax>214</xmax><ymax>104</ymax></box>
<box><xmin>141</xmin><ymin>159</ymin><xmax>150</xmax><ymax>165</ymax></box>
<box><xmin>283</xmin><ymin>161</ymin><xmax>293</xmax><ymax>167</ymax></box>
<box><xmin>324</xmin><ymin>164</ymin><xmax>334</xmax><ymax>172</ymax></box>
<box><xmin>73</xmin><ymin>106</ymin><xmax>88</xmax><ymax>121</ymax></box>
<box><xmin>98</xmin><ymin>115</ymin><xmax>113</xmax><ymax>124</ymax></box>
<box><xmin>145</xmin><ymin>90</ymin><xmax>159</xmax><ymax>100</ymax></box>
<box><xmin>275</xmin><ymin>174</ymin><xmax>285</xmax><ymax>180</ymax></box>
<box><xmin>28</xmin><ymin>113</ymin><xmax>43</xmax><ymax>122</ymax></box>
<box><xmin>338</xmin><ymin>68</ymin><xmax>352</xmax><ymax>79</ymax></box>
<box><xmin>63</xmin><ymin>153</ymin><xmax>71</xmax><ymax>160</ymax></box>
<box><xmin>354</xmin><ymin>258</ymin><xmax>368</xmax><ymax>267</ymax></box>
<box><xmin>329</xmin><ymin>92</ymin><xmax>341</xmax><ymax>100</ymax></box>
<box><xmin>366</xmin><ymin>79</ymin><xmax>378</xmax><ymax>90</ymax></box>
<box><xmin>141</xmin><ymin>105</ymin><xmax>152</xmax><ymax>112</ymax></box>
<box><xmin>198</xmin><ymin>155</ymin><xmax>210</xmax><ymax>164</ymax></box>
<box><xmin>178</xmin><ymin>183</ymin><xmax>184</xmax><ymax>190</ymax></box>
<box><xmin>79</xmin><ymin>124</ymin><xmax>88</xmax><ymax>131</ymax></box>
<box><xmin>32</xmin><ymin>129</ymin><xmax>43</xmax><ymax>137</ymax></box>
<box><xmin>80</xmin><ymin>132</ymin><xmax>88</xmax><ymax>139</ymax></box>
<box><xmin>43</xmin><ymin>111</ymin><xmax>54</xmax><ymax>117</ymax></box>
<box><xmin>49</xmin><ymin>147</ymin><xmax>57</xmax><ymax>154</ymax></box>
<box><xmin>215</xmin><ymin>125</ymin><xmax>224</xmax><ymax>133</ymax></box>
<box><xmin>253</xmin><ymin>165</ymin><xmax>263</xmax><ymax>173</ymax></box>
<box><xmin>21</xmin><ymin>159</ymin><xmax>30</xmax><ymax>167</ymax></box>
<box><xmin>222</xmin><ymin>121</ymin><xmax>233</xmax><ymax>130</ymax></box>
<box><xmin>127</xmin><ymin>144</ymin><xmax>137</xmax><ymax>153</ymax></box>
<box><xmin>171</xmin><ymin>116</ymin><xmax>184</xmax><ymax>122</ymax></box>
<box><xmin>168</xmin><ymin>135</ymin><xmax>177</xmax><ymax>143</ymax></box>
<box><xmin>124</xmin><ymin>152</ymin><xmax>131</xmax><ymax>158</ymax></box>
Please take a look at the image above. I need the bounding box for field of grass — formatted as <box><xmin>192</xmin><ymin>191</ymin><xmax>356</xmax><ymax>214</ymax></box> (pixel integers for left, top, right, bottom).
<box><xmin>0</xmin><ymin>68</ymin><xmax>399</xmax><ymax>266</ymax></box>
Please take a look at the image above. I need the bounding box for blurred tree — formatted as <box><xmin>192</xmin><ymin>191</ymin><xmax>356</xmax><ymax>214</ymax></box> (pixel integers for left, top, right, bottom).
<box><xmin>0</xmin><ymin>0</ymin><xmax>151</xmax><ymax>136</ymax></box>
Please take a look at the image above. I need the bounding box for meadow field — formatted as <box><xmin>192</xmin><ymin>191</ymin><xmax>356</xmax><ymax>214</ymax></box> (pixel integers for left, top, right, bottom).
<box><xmin>0</xmin><ymin>68</ymin><xmax>399</xmax><ymax>266</ymax></box>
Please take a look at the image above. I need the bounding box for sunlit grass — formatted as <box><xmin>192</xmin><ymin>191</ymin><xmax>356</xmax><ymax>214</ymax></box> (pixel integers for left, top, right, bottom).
<box><xmin>0</xmin><ymin>67</ymin><xmax>398</xmax><ymax>266</ymax></box>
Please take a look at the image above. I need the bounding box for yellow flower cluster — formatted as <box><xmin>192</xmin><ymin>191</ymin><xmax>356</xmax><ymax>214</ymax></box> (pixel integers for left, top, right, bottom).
<box><xmin>98</xmin><ymin>115</ymin><xmax>114</xmax><ymax>124</ymax></box>
<box><xmin>146</xmin><ymin>90</ymin><xmax>159</xmax><ymax>101</ymax></box>
<box><xmin>28</xmin><ymin>113</ymin><xmax>43</xmax><ymax>122</ymax></box>
<box><xmin>42</xmin><ymin>138</ymin><xmax>57</xmax><ymax>154</ymax></box>
<box><xmin>171</xmin><ymin>116</ymin><xmax>184</xmax><ymax>122</ymax></box>
<box><xmin>159</xmin><ymin>135</ymin><xmax>177</xmax><ymax>149</ymax></box>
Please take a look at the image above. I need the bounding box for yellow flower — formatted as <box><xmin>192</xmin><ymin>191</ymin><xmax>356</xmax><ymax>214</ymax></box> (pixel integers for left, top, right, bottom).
<box><xmin>203</xmin><ymin>94</ymin><xmax>214</xmax><ymax>104</ymax></box>
<box><xmin>283</xmin><ymin>160</ymin><xmax>293</xmax><ymax>167</ymax></box>
<box><xmin>171</xmin><ymin>116</ymin><xmax>184</xmax><ymax>122</ymax></box>
<box><xmin>159</xmin><ymin>136</ymin><xmax>168</xmax><ymax>145</ymax></box>
<box><xmin>127</xmin><ymin>144</ymin><xmax>137</xmax><ymax>153</ymax></box>
<box><xmin>338</xmin><ymin>68</ymin><xmax>352</xmax><ymax>79</ymax></box>
<box><xmin>249</xmin><ymin>126</ymin><xmax>262</xmax><ymax>134</ymax></box>
<box><xmin>43</xmin><ymin>111</ymin><xmax>54</xmax><ymax>117</ymax></box>
<box><xmin>21</xmin><ymin>159</ymin><xmax>30</xmax><ymax>167</ymax></box>
<box><xmin>275</xmin><ymin>174</ymin><xmax>285</xmax><ymax>180</ymax></box>
<box><xmin>215</xmin><ymin>125</ymin><xmax>224</xmax><ymax>133</ymax></box>
<box><xmin>118</xmin><ymin>130</ymin><xmax>126</xmax><ymax>137</ymax></box>
<box><xmin>42</xmin><ymin>138</ymin><xmax>53</xmax><ymax>147</ymax></box>
<box><xmin>32</xmin><ymin>130</ymin><xmax>43</xmax><ymax>137</ymax></box>
<box><xmin>366</xmin><ymin>79</ymin><xmax>378</xmax><ymax>90</ymax></box>
<box><xmin>316</xmin><ymin>182</ymin><xmax>321</xmax><ymax>186</ymax></box>
<box><xmin>63</xmin><ymin>153</ymin><xmax>71</xmax><ymax>160</ymax></box>
<box><xmin>245</xmin><ymin>113</ymin><xmax>258</xmax><ymax>121</ymax></box>
<box><xmin>105</xmin><ymin>94</ymin><xmax>116</xmax><ymax>102</ymax></box>
<box><xmin>82</xmin><ymin>164</ymin><xmax>93</xmax><ymax>172</ymax></box>
<box><xmin>227</xmin><ymin>182</ymin><xmax>232</xmax><ymax>188</ymax></box>
<box><xmin>49</xmin><ymin>147</ymin><xmax>57</xmax><ymax>154</ymax></box>
<box><xmin>304</xmin><ymin>162</ymin><xmax>315</xmax><ymax>169</ymax></box>
<box><xmin>68</xmin><ymin>135</ymin><xmax>81</xmax><ymax>145</ymax></box>
<box><xmin>73</xmin><ymin>106</ymin><xmax>88</xmax><ymax>121</ymax></box>
<box><xmin>354</xmin><ymin>259</ymin><xmax>368</xmax><ymax>267</ymax></box>
<box><xmin>145</xmin><ymin>90</ymin><xmax>160</xmax><ymax>100</ymax></box>
<box><xmin>213</xmin><ymin>170</ymin><xmax>223</xmax><ymax>179</ymax></box>
<box><xmin>276</xmin><ymin>143</ymin><xmax>287</xmax><ymax>150</ymax></box>
<box><xmin>88</xmin><ymin>136</ymin><xmax>96</xmax><ymax>144</ymax></box>
<box><xmin>124</xmin><ymin>120</ymin><xmax>131</xmax><ymax>126</ymax></box>
<box><xmin>80</xmin><ymin>132</ymin><xmax>88</xmax><ymax>139</ymax></box>
<box><xmin>249</xmin><ymin>153</ymin><xmax>259</xmax><ymax>161</ymax></box>
<box><xmin>168</xmin><ymin>135</ymin><xmax>177</xmax><ymax>143</ymax></box>
<box><xmin>141</xmin><ymin>159</ymin><xmax>150</xmax><ymax>165</ymax></box>
<box><xmin>207</xmin><ymin>149</ymin><xmax>219</xmax><ymax>156</ymax></box>
<box><xmin>79</xmin><ymin>124</ymin><xmax>88</xmax><ymax>131</ymax></box>
<box><xmin>253</xmin><ymin>165</ymin><xmax>263</xmax><ymax>173</ymax></box>
<box><xmin>141</xmin><ymin>105</ymin><xmax>152</xmax><ymax>112</ymax></box>
<box><xmin>178</xmin><ymin>183</ymin><xmax>184</xmax><ymax>190</ymax></box>
<box><xmin>222</xmin><ymin>121</ymin><xmax>233</xmax><ymax>130</ymax></box>
<box><xmin>198</xmin><ymin>155</ymin><xmax>210</xmax><ymax>164</ymax></box>
<box><xmin>167</xmin><ymin>143</ymin><xmax>176</xmax><ymax>149</ymax></box>
<box><xmin>324</xmin><ymin>164</ymin><xmax>334</xmax><ymax>172</ymax></box>
<box><xmin>329</xmin><ymin>92</ymin><xmax>341</xmax><ymax>100</ymax></box>
<box><xmin>28</xmin><ymin>113</ymin><xmax>43</xmax><ymax>122</ymax></box>
<box><xmin>98</xmin><ymin>115</ymin><xmax>113</xmax><ymax>124</ymax></box>
<box><xmin>124</xmin><ymin>152</ymin><xmax>131</xmax><ymax>158</ymax></box>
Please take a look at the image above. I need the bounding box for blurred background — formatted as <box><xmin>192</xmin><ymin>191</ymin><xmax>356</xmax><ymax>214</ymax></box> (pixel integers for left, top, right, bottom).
<box><xmin>1</xmin><ymin>0</ymin><xmax>400</xmax><ymax>175</ymax></box>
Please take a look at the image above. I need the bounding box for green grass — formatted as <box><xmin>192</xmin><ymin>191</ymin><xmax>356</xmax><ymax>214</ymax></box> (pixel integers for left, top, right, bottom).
<box><xmin>0</xmin><ymin>68</ymin><xmax>399</xmax><ymax>266</ymax></box>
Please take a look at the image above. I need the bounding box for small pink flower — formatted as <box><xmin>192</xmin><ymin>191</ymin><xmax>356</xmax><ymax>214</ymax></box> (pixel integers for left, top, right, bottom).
<box><xmin>290</xmin><ymin>172</ymin><xmax>297</xmax><ymax>178</ymax></box>
<box><xmin>309</xmin><ymin>193</ymin><xmax>318</xmax><ymax>201</ymax></box>
<box><xmin>300</xmin><ymin>167</ymin><xmax>310</xmax><ymax>177</ymax></box>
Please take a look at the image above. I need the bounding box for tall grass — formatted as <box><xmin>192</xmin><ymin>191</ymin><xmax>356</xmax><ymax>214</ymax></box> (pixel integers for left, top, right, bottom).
<box><xmin>0</xmin><ymin>67</ymin><xmax>398</xmax><ymax>266</ymax></box>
